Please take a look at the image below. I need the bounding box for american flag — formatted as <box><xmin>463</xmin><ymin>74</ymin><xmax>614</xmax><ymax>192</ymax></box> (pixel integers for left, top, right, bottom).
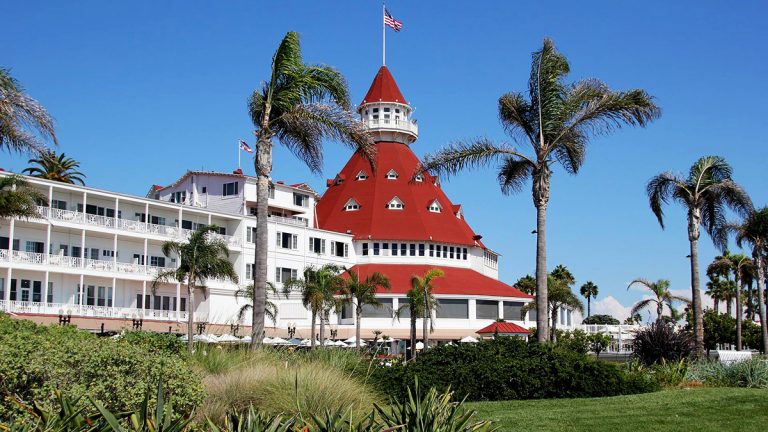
<box><xmin>239</xmin><ymin>139</ymin><xmax>253</xmax><ymax>154</ymax></box>
<box><xmin>384</xmin><ymin>8</ymin><xmax>402</xmax><ymax>32</ymax></box>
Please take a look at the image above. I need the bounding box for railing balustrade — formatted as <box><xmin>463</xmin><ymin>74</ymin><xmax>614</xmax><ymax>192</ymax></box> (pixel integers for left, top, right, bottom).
<box><xmin>267</xmin><ymin>215</ymin><xmax>309</xmax><ymax>227</ymax></box>
<box><xmin>0</xmin><ymin>300</ymin><xmax>188</xmax><ymax>321</ymax></box>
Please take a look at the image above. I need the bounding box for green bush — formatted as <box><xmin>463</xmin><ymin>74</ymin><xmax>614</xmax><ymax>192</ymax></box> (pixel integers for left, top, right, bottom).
<box><xmin>0</xmin><ymin>314</ymin><xmax>204</xmax><ymax>423</ymax></box>
<box><xmin>632</xmin><ymin>322</ymin><xmax>693</xmax><ymax>366</ymax></box>
<box><xmin>555</xmin><ymin>329</ymin><xmax>589</xmax><ymax>354</ymax></box>
<box><xmin>686</xmin><ymin>358</ymin><xmax>768</xmax><ymax>388</ymax></box>
<box><xmin>371</xmin><ymin>337</ymin><xmax>658</xmax><ymax>402</ymax></box>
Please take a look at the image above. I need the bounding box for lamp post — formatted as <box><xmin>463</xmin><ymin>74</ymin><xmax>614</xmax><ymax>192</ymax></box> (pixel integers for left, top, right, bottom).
<box><xmin>196</xmin><ymin>322</ymin><xmax>206</xmax><ymax>335</ymax></box>
<box><xmin>230</xmin><ymin>323</ymin><xmax>240</xmax><ymax>336</ymax></box>
<box><xmin>287</xmin><ymin>323</ymin><xmax>296</xmax><ymax>339</ymax></box>
<box><xmin>330</xmin><ymin>328</ymin><xmax>338</xmax><ymax>340</ymax></box>
<box><xmin>58</xmin><ymin>309</ymin><xmax>71</xmax><ymax>326</ymax></box>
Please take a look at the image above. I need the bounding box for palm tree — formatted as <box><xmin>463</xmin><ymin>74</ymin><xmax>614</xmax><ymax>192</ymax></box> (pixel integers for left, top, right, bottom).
<box><xmin>0</xmin><ymin>175</ymin><xmax>47</xmax><ymax>220</ymax></box>
<box><xmin>395</xmin><ymin>286</ymin><xmax>428</xmax><ymax>361</ymax></box>
<box><xmin>410</xmin><ymin>268</ymin><xmax>444</xmax><ymax>350</ymax></box>
<box><xmin>705</xmin><ymin>275</ymin><xmax>725</xmax><ymax>313</ymax></box>
<box><xmin>153</xmin><ymin>225</ymin><xmax>238</xmax><ymax>353</ymax></box>
<box><xmin>729</xmin><ymin>253</ymin><xmax>750</xmax><ymax>350</ymax></box>
<box><xmin>0</xmin><ymin>68</ymin><xmax>57</xmax><ymax>154</ymax></box>
<box><xmin>546</xmin><ymin>275</ymin><xmax>584</xmax><ymax>341</ymax></box>
<box><xmin>627</xmin><ymin>278</ymin><xmax>690</xmax><ymax>324</ymax></box>
<box><xmin>418</xmin><ymin>39</ymin><xmax>660</xmax><ymax>342</ymax></box>
<box><xmin>342</xmin><ymin>269</ymin><xmax>391</xmax><ymax>349</ymax></box>
<box><xmin>235</xmin><ymin>282</ymin><xmax>288</xmax><ymax>327</ymax></box>
<box><xmin>580</xmin><ymin>281</ymin><xmax>599</xmax><ymax>318</ymax></box>
<box><xmin>727</xmin><ymin>207</ymin><xmax>768</xmax><ymax>353</ymax></box>
<box><xmin>647</xmin><ymin>156</ymin><xmax>752</xmax><ymax>356</ymax></box>
<box><xmin>246</xmin><ymin>32</ymin><xmax>374</xmax><ymax>349</ymax></box>
<box><xmin>284</xmin><ymin>264</ymin><xmax>344</xmax><ymax>349</ymax></box>
<box><xmin>23</xmin><ymin>151</ymin><xmax>85</xmax><ymax>185</ymax></box>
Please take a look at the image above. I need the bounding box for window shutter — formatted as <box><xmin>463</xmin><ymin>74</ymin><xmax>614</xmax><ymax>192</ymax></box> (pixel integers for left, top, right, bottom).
<box><xmin>292</xmin><ymin>234</ymin><xmax>298</xmax><ymax>249</ymax></box>
<box><xmin>276</xmin><ymin>232</ymin><xmax>281</xmax><ymax>247</ymax></box>
<box><xmin>331</xmin><ymin>242</ymin><xmax>336</xmax><ymax>256</ymax></box>
<box><xmin>321</xmin><ymin>240</ymin><xmax>326</xmax><ymax>254</ymax></box>
<box><xmin>275</xmin><ymin>267</ymin><xmax>281</xmax><ymax>282</ymax></box>
<box><xmin>344</xmin><ymin>244</ymin><xmax>349</xmax><ymax>257</ymax></box>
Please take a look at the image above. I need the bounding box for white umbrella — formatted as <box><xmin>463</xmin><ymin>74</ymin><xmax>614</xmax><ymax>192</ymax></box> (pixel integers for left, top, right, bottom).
<box><xmin>344</xmin><ymin>336</ymin><xmax>367</xmax><ymax>344</ymax></box>
<box><xmin>262</xmin><ymin>336</ymin><xmax>274</xmax><ymax>344</ymax></box>
<box><xmin>271</xmin><ymin>337</ymin><xmax>290</xmax><ymax>345</ymax></box>
<box><xmin>241</xmin><ymin>335</ymin><xmax>252</xmax><ymax>343</ymax></box>
<box><xmin>334</xmin><ymin>340</ymin><xmax>348</xmax><ymax>347</ymax></box>
<box><xmin>216</xmin><ymin>334</ymin><xmax>241</xmax><ymax>343</ymax></box>
<box><xmin>459</xmin><ymin>336</ymin><xmax>479</xmax><ymax>343</ymax></box>
<box><xmin>323</xmin><ymin>339</ymin><xmax>336</xmax><ymax>346</ymax></box>
<box><xmin>415</xmin><ymin>341</ymin><xmax>424</xmax><ymax>350</ymax></box>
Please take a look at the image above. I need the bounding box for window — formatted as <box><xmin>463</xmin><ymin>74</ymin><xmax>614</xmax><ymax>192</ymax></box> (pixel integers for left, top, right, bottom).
<box><xmin>361</xmin><ymin>298</ymin><xmax>393</xmax><ymax>318</ymax></box>
<box><xmin>462</xmin><ymin>248</ymin><xmax>468</xmax><ymax>260</ymax></box>
<box><xmin>51</xmin><ymin>200</ymin><xmax>67</xmax><ymax>210</ymax></box>
<box><xmin>0</xmin><ymin>278</ymin><xmax>4</xmax><ymax>301</ymax></box>
<box><xmin>400</xmin><ymin>243</ymin><xmax>407</xmax><ymax>256</ymax></box>
<box><xmin>385</xmin><ymin>169</ymin><xmax>398</xmax><ymax>180</ymax></box>
<box><xmin>387</xmin><ymin>197</ymin><xmax>404</xmax><ymax>210</ymax></box>
<box><xmin>25</xmin><ymin>241</ymin><xmax>44</xmax><ymax>254</ymax></box>
<box><xmin>150</xmin><ymin>256</ymin><xmax>166</xmax><ymax>267</ymax></box>
<box><xmin>331</xmin><ymin>241</ymin><xmax>349</xmax><ymax>258</ymax></box>
<box><xmin>32</xmin><ymin>281</ymin><xmax>41</xmax><ymax>302</ymax></box>
<box><xmin>223</xmin><ymin>182</ymin><xmax>239</xmax><ymax>196</ymax></box>
<box><xmin>344</xmin><ymin>198</ymin><xmax>360</xmax><ymax>211</ymax></box>
<box><xmin>245</xmin><ymin>263</ymin><xmax>255</xmax><ymax>280</ymax></box>
<box><xmin>382</xmin><ymin>243</ymin><xmax>389</xmax><ymax>255</ymax></box>
<box><xmin>276</xmin><ymin>267</ymin><xmax>298</xmax><ymax>283</ymax></box>
<box><xmin>449</xmin><ymin>246</ymin><xmax>455</xmax><ymax>259</ymax></box>
<box><xmin>293</xmin><ymin>193</ymin><xmax>309</xmax><ymax>207</ymax></box>
<box><xmin>409</xmin><ymin>244</ymin><xmax>416</xmax><ymax>256</ymax></box>
<box><xmin>201</xmin><ymin>186</ymin><xmax>207</xmax><ymax>194</ymax></box>
<box><xmin>171</xmin><ymin>191</ymin><xmax>186</xmax><ymax>203</ymax></box>
<box><xmin>429</xmin><ymin>244</ymin><xmax>434</xmax><ymax>257</ymax></box>
<box><xmin>309</xmin><ymin>237</ymin><xmax>325</xmax><ymax>254</ymax></box>
<box><xmin>362</xmin><ymin>243</ymin><xmax>369</xmax><ymax>256</ymax></box>
<box><xmin>373</xmin><ymin>242</ymin><xmax>380</xmax><ymax>256</ymax></box>
<box><xmin>435</xmin><ymin>245</ymin><xmax>441</xmax><ymax>258</ymax></box>
<box><xmin>47</xmin><ymin>282</ymin><xmax>53</xmax><ymax>303</ymax></box>
<box><xmin>415</xmin><ymin>174</ymin><xmax>424</xmax><ymax>183</ymax></box>
<box><xmin>276</xmin><ymin>232</ymin><xmax>298</xmax><ymax>249</ymax></box>
<box><xmin>356</xmin><ymin>171</ymin><xmax>368</xmax><ymax>180</ymax></box>
<box><xmin>436</xmin><ymin>299</ymin><xmax>469</xmax><ymax>319</ymax></box>
<box><xmin>246</xmin><ymin>227</ymin><xmax>257</xmax><ymax>243</ymax></box>
<box><xmin>102</xmin><ymin>250</ymin><xmax>115</xmax><ymax>258</ymax></box>
<box><xmin>150</xmin><ymin>215</ymin><xmax>166</xmax><ymax>226</ymax></box>
<box><xmin>133</xmin><ymin>254</ymin><xmax>145</xmax><ymax>265</ymax></box>
<box><xmin>397</xmin><ymin>298</ymin><xmax>410</xmax><ymax>318</ymax></box>
<box><xmin>476</xmin><ymin>300</ymin><xmax>499</xmax><ymax>320</ymax></box>
<box><xmin>428</xmin><ymin>200</ymin><xmax>442</xmax><ymax>213</ymax></box>
<box><xmin>442</xmin><ymin>245</ymin><xmax>448</xmax><ymax>258</ymax></box>
<box><xmin>383</xmin><ymin>107</ymin><xmax>390</xmax><ymax>112</ymax></box>
<box><xmin>418</xmin><ymin>244</ymin><xmax>425</xmax><ymax>256</ymax></box>
<box><xmin>391</xmin><ymin>242</ymin><xmax>398</xmax><ymax>256</ymax></box>
<box><xmin>503</xmin><ymin>302</ymin><xmax>524</xmax><ymax>321</ymax></box>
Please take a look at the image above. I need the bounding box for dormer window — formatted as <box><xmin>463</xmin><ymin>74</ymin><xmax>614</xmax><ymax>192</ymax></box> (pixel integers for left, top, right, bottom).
<box><xmin>428</xmin><ymin>200</ymin><xmax>442</xmax><ymax>213</ymax></box>
<box><xmin>344</xmin><ymin>198</ymin><xmax>361</xmax><ymax>211</ymax></box>
<box><xmin>356</xmin><ymin>170</ymin><xmax>368</xmax><ymax>181</ymax></box>
<box><xmin>386</xmin><ymin>169</ymin><xmax>399</xmax><ymax>180</ymax></box>
<box><xmin>415</xmin><ymin>174</ymin><xmax>424</xmax><ymax>182</ymax></box>
<box><xmin>387</xmin><ymin>197</ymin><xmax>405</xmax><ymax>210</ymax></box>
<box><xmin>334</xmin><ymin>174</ymin><xmax>345</xmax><ymax>185</ymax></box>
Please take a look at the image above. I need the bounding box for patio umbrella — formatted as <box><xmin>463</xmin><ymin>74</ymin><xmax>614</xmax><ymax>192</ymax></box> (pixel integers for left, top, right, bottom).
<box><xmin>415</xmin><ymin>342</ymin><xmax>424</xmax><ymax>350</ymax></box>
<box><xmin>271</xmin><ymin>337</ymin><xmax>290</xmax><ymax>345</ymax></box>
<box><xmin>459</xmin><ymin>336</ymin><xmax>479</xmax><ymax>343</ymax></box>
<box><xmin>262</xmin><ymin>336</ymin><xmax>274</xmax><ymax>344</ymax></box>
<box><xmin>216</xmin><ymin>334</ymin><xmax>241</xmax><ymax>343</ymax></box>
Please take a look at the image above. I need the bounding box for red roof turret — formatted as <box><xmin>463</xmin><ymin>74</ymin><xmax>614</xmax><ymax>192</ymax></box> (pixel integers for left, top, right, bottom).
<box><xmin>360</xmin><ymin>66</ymin><xmax>407</xmax><ymax>105</ymax></box>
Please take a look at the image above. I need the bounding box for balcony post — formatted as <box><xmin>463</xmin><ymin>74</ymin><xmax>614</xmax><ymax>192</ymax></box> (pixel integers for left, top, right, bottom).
<box><xmin>5</xmin><ymin>268</ymin><xmax>11</xmax><ymax>302</ymax></box>
<box><xmin>176</xmin><ymin>282</ymin><xmax>181</xmax><ymax>321</ymax></box>
<box><xmin>80</xmin><ymin>229</ymin><xmax>86</xmax><ymax>268</ymax></box>
<box><xmin>114</xmin><ymin>197</ymin><xmax>119</xmax><ymax>228</ymax></box>
<box><xmin>43</xmin><ymin>271</ymin><xmax>49</xmax><ymax>306</ymax></box>
<box><xmin>45</xmin><ymin>219</ymin><xmax>51</xmax><ymax>264</ymax></box>
<box><xmin>111</xmin><ymin>277</ymin><xmax>116</xmax><ymax>313</ymax></box>
<box><xmin>8</xmin><ymin>218</ymin><xmax>15</xmax><ymax>257</ymax></box>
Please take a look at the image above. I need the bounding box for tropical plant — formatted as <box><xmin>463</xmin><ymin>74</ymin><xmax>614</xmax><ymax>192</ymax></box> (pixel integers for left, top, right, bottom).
<box><xmin>0</xmin><ymin>174</ymin><xmax>46</xmax><ymax>220</ymax></box>
<box><xmin>395</xmin><ymin>284</ymin><xmax>427</xmax><ymax>361</ymax></box>
<box><xmin>284</xmin><ymin>264</ymin><xmax>344</xmax><ymax>348</ymax></box>
<box><xmin>153</xmin><ymin>225</ymin><xmax>238</xmax><ymax>353</ymax></box>
<box><xmin>546</xmin><ymin>275</ymin><xmax>583</xmax><ymax>341</ymax></box>
<box><xmin>726</xmin><ymin>206</ymin><xmax>768</xmax><ymax>353</ymax></box>
<box><xmin>580</xmin><ymin>281</ymin><xmax>599</xmax><ymax>317</ymax></box>
<box><xmin>588</xmin><ymin>332</ymin><xmax>612</xmax><ymax>358</ymax></box>
<box><xmin>647</xmin><ymin>155</ymin><xmax>753</xmax><ymax>356</ymax></box>
<box><xmin>705</xmin><ymin>275</ymin><xmax>726</xmax><ymax>314</ymax></box>
<box><xmin>235</xmin><ymin>282</ymin><xmax>288</xmax><ymax>326</ymax></box>
<box><xmin>582</xmin><ymin>314</ymin><xmax>620</xmax><ymax>325</ymax></box>
<box><xmin>632</xmin><ymin>322</ymin><xmax>694</xmax><ymax>366</ymax></box>
<box><xmin>22</xmin><ymin>151</ymin><xmax>85</xmax><ymax>185</ymax></box>
<box><xmin>246</xmin><ymin>32</ymin><xmax>374</xmax><ymax>349</ymax></box>
<box><xmin>729</xmin><ymin>253</ymin><xmax>751</xmax><ymax>350</ymax></box>
<box><xmin>418</xmin><ymin>38</ymin><xmax>660</xmax><ymax>342</ymax></box>
<box><xmin>513</xmin><ymin>274</ymin><xmax>536</xmax><ymax>295</ymax></box>
<box><xmin>627</xmin><ymin>278</ymin><xmax>689</xmax><ymax>324</ymax></box>
<box><xmin>0</xmin><ymin>67</ymin><xmax>57</xmax><ymax>154</ymax></box>
<box><xmin>342</xmin><ymin>269</ymin><xmax>390</xmax><ymax>349</ymax></box>
<box><xmin>410</xmin><ymin>268</ymin><xmax>444</xmax><ymax>351</ymax></box>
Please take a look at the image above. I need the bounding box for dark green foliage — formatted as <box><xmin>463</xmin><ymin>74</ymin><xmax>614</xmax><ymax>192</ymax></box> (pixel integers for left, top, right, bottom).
<box><xmin>372</xmin><ymin>337</ymin><xmax>657</xmax><ymax>402</ymax></box>
<box><xmin>554</xmin><ymin>329</ymin><xmax>589</xmax><ymax>354</ymax></box>
<box><xmin>588</xmin><ymin>333</ymin><xmax>612</xmax><ymax>358</ymax></box>
<box><xmin>582</xmin><ymin>314</ymin><xmax>620</xmax><ymax>325</ymax></box>
<box><xmin>116</xmin><ymin>331</ymin><xmax>186</xmax><ymax>355</ymax></box>
<box><xmin>741</xmin><ymin>320</ymin><xmax>765</xmax><ymax>352</ymax></box>
<box><xmin>701</xmin><ymin>310</ymin><xmax>736</xmax><ymax>352</ymax></box>
<box><xmin>0</xmin><ymin>315</ymin><xmax>203</xmax><ymax>424</ymax></box>
<box><xmin>632</xmin><ymin>322</ymin><xmax>694</xmax><ymax>366</ymax></box>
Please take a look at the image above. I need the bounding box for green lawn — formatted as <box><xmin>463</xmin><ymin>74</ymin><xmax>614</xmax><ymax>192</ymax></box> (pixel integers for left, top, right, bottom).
<box><xmin>467</xmin><ymin>388</ymin><xmax>768</xmax><ymax>432</ymax></box>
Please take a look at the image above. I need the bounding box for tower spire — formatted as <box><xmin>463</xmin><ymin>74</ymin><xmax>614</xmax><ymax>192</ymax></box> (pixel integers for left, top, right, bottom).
<box><xmin>382</xmin><ymin>2</ymin><xmax>386</xmax><ymax>66</ymax></box>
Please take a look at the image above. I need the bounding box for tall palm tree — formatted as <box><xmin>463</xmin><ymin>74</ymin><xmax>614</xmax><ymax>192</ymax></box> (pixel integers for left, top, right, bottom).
<box><xmin>546</xmin><ymin>275</ymin><xmax>583</xmax><ymax>341</ymax></box>
<box><xmin>395</xmin><ymin>286</ymin><xmax>428</xmax><ymax>361</ymax></box>
<box><xmin>727</xmin><ymin>207</ymin><xmax>768</xmax><ymax>352</ymax></box>
<box><xmin>343</xmin><ymin>269</ymin><xmax>390</xmax><ymax>349</ymax></box>
<box><xmin>246</xmin><ymin>32</ymin><xmax>374</xmax><ymax>349</ymax></box>
<box><xmin>0</xmin><ymin>68</ymin><xmax>57</xmax><ymax>154</ymax></box>
<box><xmin>419</xmin><ymin>39</ymin><xmax>660</xmax><ymax>342</ymax></box>
<box><xmin>729</xmin><ymin>253</ymin><xmax>750</xmax><ymax>350</ymax></box>
<box><xmin>580</xmin><ymin>281</ymin><xmax>599</xmax><ymax>318</ymax></box>
<box><xmin>705</xmin><ymin>275</ymin><xmax>724</xmax><ymax>313</ymax></box>
<box><xmin>647</xmin><ymin>156</ymin><xmax>752</xmax><ymax>356</ymax></box>
<box><xmin>739</xmin><ymin>258</ymin><xmax>757</xmax><ymax>321</ymax></box>
<box><xmin>410</xmin><ymin>268</ymin><xmax>444</xmax><ymax>350</ymax></box>
<box><xmin>284</xmin><ymin>264</ymin><xmax>344</xmax><ymax>349</ymax></box>
<box><xmin>153</xmin><ymin>225</ymin><xmax>239</xmax><ymax>353</ymax></box>
<box><xmin>0</xmin><ymin>175</ymin><xmax>47</xmax><ymax>220</ymax></box>
<box><xmin>235</xmin><ymin>282</ymin><xmax>288</xmax><ymax>327</ymax></box>
<box><xmin>23</xmin><ymin>151</ymin><xmax>85</xmax><ymax>185</ymax></box>
<box><xmin>627</xmin><ymin>278</ymin><xmax>690</xmax><ymax>324</ymax></box>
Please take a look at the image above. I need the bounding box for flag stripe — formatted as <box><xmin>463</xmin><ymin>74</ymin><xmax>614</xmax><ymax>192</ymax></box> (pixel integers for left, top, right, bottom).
<box><xmin>384</xmin><ymin>8</ymin><xmax>403</xmax><ymax>32</ymax></box>
<box><xmin>239</xmin><ymin>140</ymin><xmax>253</xmax><ymax>153</ymax></box>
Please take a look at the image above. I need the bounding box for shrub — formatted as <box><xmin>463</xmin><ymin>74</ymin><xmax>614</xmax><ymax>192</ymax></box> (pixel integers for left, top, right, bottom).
<box><xmin>0</xmin><ymin>315</ymin><xmax>204</xmax><ymax>423</ymax></box>
<box><xmin>632</xmin><ymin>322</ymin><xmax>693</xmax><ymax>366</ymax></box>
<box><xmin>371</xmin><ymin>337</ymin><xmax>658</xmax><ymax>402</ymax></box>
<box><xmin>555</xmin><ymin>329</ymin><xmax>589</xmax><ymax>354</ymax></box>
<box><xmin>686</xmin><ymin>358</ymin><xmax>768</xmax><ymax>388</ymax></box>
<box><xmin>582</xmin><ymin>314</ymin><xmax>620</xmax><ymax>325</ymax></box>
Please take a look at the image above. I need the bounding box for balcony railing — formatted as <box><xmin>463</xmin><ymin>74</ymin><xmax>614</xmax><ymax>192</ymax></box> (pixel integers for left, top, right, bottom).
<box><xmin>0</xmin><ymin>250</ymin><xmax>175</xmax><ymax>279</ymax></box>
<box><xmin>0</xmin><ymin>300</ymin><xmax>188</xmax><ymax>321</ymax></box>
<box><xmin>366</xmin><ymin>118</ymin><xmax>418</xmax><ymax>135</ymax></box>
<box><xmin>36</xmin><ymin>206</ymin><xmax>241</xmax><ymax>247</ymax></box>
<box><xmin>267</xmin><ymin>214</ymin><xmax>309</xmax><ymax>227</ymax></box>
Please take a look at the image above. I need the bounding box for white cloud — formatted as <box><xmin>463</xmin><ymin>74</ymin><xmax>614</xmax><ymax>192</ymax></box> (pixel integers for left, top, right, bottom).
<box><xmin>591</xmin><ymin>296</ymin><xmax>633</xmax><ymax>322</ymax></box>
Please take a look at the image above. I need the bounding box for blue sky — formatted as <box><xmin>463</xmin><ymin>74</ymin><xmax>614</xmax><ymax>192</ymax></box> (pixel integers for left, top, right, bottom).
<box><xmin>3</xmin><ymin>1</ymin><xmax>767</xmax><ymax>321</ymax></box>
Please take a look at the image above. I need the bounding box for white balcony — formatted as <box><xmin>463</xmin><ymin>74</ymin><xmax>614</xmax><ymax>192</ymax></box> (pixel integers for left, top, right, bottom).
<box><xmin>268</xmin><ymin>214</ymin><xmax>309</xmax><ymax>227</ymax></box>
<box><xmin>0</xmin><ymin>300</ymin><xmax>188</xmax><ymax>321</ymax></box>
<box><xmin>34</xmin><ymin>206</ymin><xmax>241</xmax><ymax>248</ymax></box>
<box><xmin>365</xmin><ymin>118</ymin><xmax>418</xmax><ymax>135</ymax></box>
<box><xmin>0</xmin><ymin>250</ymin><xmax>176</xmax><ymax>279</ymax></box>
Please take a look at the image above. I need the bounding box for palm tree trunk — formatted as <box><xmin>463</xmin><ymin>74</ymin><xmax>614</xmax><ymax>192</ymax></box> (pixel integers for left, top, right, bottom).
<box><xmin>409</xmin><ymin>310</ymin><xmax>417</xmax><ymax>360</ymax></box>
<box><xmin>713</xmin><ymin>299</ymin><xmax>719</xmax><ymax>314</ymax></box>
<box><xmin>726</xmin><ymin>297</ymin><xmax>732</xmax><ymax>317</ymax></box>
<box><xmin>319</xmin><ymin>312</ymin><xmax>325</xmax><ymax>347</ymax></box>
<box><xmin>587</xmin><ymin>297</ymin><xmax>591</xmax><ymax>318</ymax></box>
<box><xmin>187</xmin><ymin>283</ymin><xmax>195</xmax><ymax>354</ymax></box>
<box><xmin>656</xmin><ymin>300</ymin><xmax>663</xmax><ymax>324</ymax></box>
<box><xmin>251</xmin><ymin>135</ymin><xmax>272</xmax><ymax>350</ymax></box>
<box><xmin>422</xmin><ymin>299</ymin><xmax>429</xmax><ymax>351</ymax></box>
<box><xmin>747</xmin><ymin>283</ymin><xmax>755</xmax><ymax>321</ymax></box>
<box><xmin>754</xmin><ymin>252</ymin><xmax>768</xmax><ymax>353</ymax></box>
<box><xmin>689</xmin><ymin>227</ymin><xmax>705</xmax><ymax>358</ymax></box>
<box><xmin>310</xmin><ymin>312</ymin><xmax>317</xmax><ymax>349</ymax></box>
<box><xmin>735</xmin><ymin>274</ymin><xmax>742</xmax><ymax>351</ymax></box>
<box><xmin>550</xmin><ymin>307</ymin><xmax>557</xmax><ymax>342</ymax></box>
<box><xmin>535</xmin><ymin>201</ymin><xmax>549</xmax><ymax>343</ymax></box>
<box><xmin>355</xmin><ymin>304</ymin><xmax>362</xmax><ymax>349</ymax></box>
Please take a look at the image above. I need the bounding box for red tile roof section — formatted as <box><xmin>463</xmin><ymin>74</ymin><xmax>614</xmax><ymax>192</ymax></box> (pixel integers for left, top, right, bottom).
<box><xmin>316</xmin><ymin>142</ymin><xmax>485</xmax><ymax>246</ymax></box>
<box><xmin>476</xmin><ymin>321</ymin><xmax>530</xmax><ymax>335</ymax></box>
<box><xmin>345</xmin><ymin>264</ymin><xmax>532</xmax><ymax>299</ymax></box>
<box><xmin>360</xmin><ymin>66</ymin><xmax>407</xmax><ymax>105</ymax></box>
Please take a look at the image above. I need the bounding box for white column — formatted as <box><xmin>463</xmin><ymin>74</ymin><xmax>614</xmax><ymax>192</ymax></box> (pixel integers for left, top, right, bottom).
<box><xmin>43</xmin><ymin>271</ymin><xmax>49</xmax><ymax>305</ymax></box>
<box><xmin>176</xmin><ymin>282</ymin><xmax>181</xmax><ymax>321</ymax></box>
<box><xmin>144</xmin><ymin>202</ymin><xmax>149</xmax><ymax>230</ymax></box>
<box><xmin>143</xmin><ymin>238</ymin><xmax>148</xmax><ymax>272</ymax></box>
<box><xmin>111</xmin><ymin>277</ymin><xmax>116</xmax><ymax>311</ymax></box>
<box><xmin>45</xmin><ymin>220</ymin><xmax>52</xmax><ymax>262</ymax></box>
<box><xmin>80</xmin><ymin>229</ymin><xmax>86</xmax><ymax>268</ymax></box>
<box><xmin>78</xmin><ymin>274</ymin><xmax>84</xmax><ymax>307</ymax></box>
<box><xmin>112</xmin><ymin>234</ymin><xmax>118</xmax><ymax>266</ymax></box>
<box><xmin>5</xmin><ymin>268</ymin><xmax>12</xmax><ymax>301</ymax></box>
<box><xmin>498</xmin><ymin>300</ymin><xmax>504</xmax><ymax>320</ymax></box>
<box><xmin>114</xmin><ymin>198</ymin><xmax>120</xmax><ymax>228</ymax></box>
<box><xmin>8</xmin><ymin>218</ymin><xmax>15</xmax><ymax>255</ymax></box>
<box><xmin>141</xmin><ymin>281</ymin><xmax>147</xmax><ymax>310</ymax></box>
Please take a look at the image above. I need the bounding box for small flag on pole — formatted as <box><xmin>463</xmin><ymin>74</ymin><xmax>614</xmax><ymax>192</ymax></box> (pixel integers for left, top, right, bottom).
<box><xmin>384</xmin><ymin>8</ymin><xmax>402</xmax><ymax>32</ymax></box>
<box><xmin>239</xmin><ymin>139</ymin><xmax>253</xmax><ymax>154</ymax></box>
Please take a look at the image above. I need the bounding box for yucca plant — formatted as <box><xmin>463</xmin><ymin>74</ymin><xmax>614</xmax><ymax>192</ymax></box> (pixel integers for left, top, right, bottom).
<box><xmin>206</xmin><ymin>407</ymin><xmax>295</xmax><ymax>432</ymax></box>
<box><xmin>4</xmin><ymin>391</ymin><xmax>100</xmax><ymax>432</ymax></box>
<box><xmin>91</xmin><ymin>382</ymin><xmax>192</xmax><ymax>432</ymax></box>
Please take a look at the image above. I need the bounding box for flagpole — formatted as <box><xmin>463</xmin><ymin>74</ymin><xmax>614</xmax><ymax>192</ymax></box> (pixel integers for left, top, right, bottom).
<box><xmin>382</xmin><ymin>2</ymin><xmax>386</xmax><ymax>66</ymax></box>
<box><xmin>237</xmin><ymin>142</ymin><xmax>241</xmax><ymax>170</ymax></box>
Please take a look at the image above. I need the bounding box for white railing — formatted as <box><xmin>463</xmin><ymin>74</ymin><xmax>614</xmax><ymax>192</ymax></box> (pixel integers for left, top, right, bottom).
<box><xmin>366</xmin><ymin>118</ymin><xmax>418</xmax><ymax>135</ymax></box>
<box><xmin>0</xmin><ymin>251</ymin><xmax>178</xmax><ymax>279</ymax></box>
<box><xmin>268</xmin><ymin>215</ymin><xmax>309</xmax><ymax>227</ymax></box>
<box><xmin>36</xmin><ymin>206</ymin><xmax>241</xmax><ymax>247</ymax></box>
<box><xmin>10</xmin><ymin>250</ymin><xmax>45</xmax><ymax>265</ymax></box>
<box><xmin>0</xmin><ymin>300</ymin><xmax>188</xmax><ymax>321</ymax></box>
<box><xmin>579</xmin><ymin>324</ymin><xmax>641</xmax><ymax>335</ymax></box>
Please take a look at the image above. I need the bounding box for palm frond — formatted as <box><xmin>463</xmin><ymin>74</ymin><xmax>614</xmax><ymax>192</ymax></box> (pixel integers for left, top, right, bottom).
<box><xmin>0</xmin><ymin>174</ymin><xmax>47</xmax><ymax>219</ymax></box>
<box><xmin>497</xmin><ymin>157</ymin><xmax>534</xmax><ymax>195</ymax></box>
<box><xmin>646</xmin><ymin>172</ymin><xmax>682</xmax><ymax>229</ymax></box>
<box><xmin>419</xmin><ymin>138</ymin><xmax>530</xmax><ymax>181</ymax></box>
<box><xmin>0</xmin><ymin>68</ymin><xmax>57</xmax><ymax>154</ymax></box>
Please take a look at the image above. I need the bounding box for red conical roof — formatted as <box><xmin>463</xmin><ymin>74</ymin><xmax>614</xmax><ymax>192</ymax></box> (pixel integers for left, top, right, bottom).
<box><xmin>316</xmin><ymin>142</ymin><xmax>483</xmax><ymax>247</ymax></box>
<box><xmin>360</xmin><ymin>66</ymin><xmax>407</xmax><ymax>105</ymax></box>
